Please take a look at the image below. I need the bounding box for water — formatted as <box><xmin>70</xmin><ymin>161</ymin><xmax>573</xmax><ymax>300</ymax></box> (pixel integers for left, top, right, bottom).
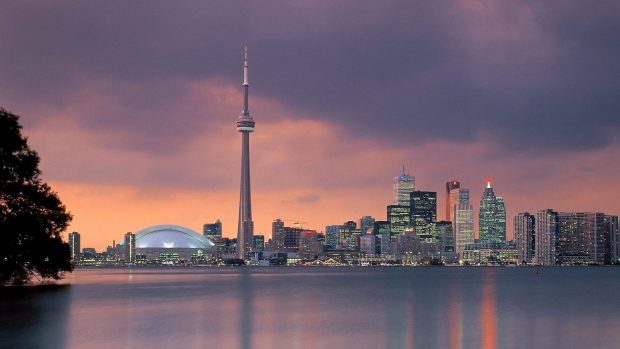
<box><xmin>1</xmin><ymin>267</ymin><xmax>619</xmax><ymax>349</ymax></box>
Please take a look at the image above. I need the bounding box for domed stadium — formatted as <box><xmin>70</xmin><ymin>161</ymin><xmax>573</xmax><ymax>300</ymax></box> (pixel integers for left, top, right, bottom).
<box><xmin>129</xmin><ymin>224</ymin><xmax>215</xmax><ymax>262</ymax></box>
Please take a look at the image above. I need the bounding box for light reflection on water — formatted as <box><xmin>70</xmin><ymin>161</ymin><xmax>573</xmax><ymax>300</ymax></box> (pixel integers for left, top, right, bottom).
<box><xmin>1</xmin><ymin>267</ymin><xmax>620</xmax><ymax>349</ymax></box>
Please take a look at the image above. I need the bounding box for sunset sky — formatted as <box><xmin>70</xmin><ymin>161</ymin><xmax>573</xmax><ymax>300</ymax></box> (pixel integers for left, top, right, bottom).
<box><xmin>2</xmin><ymin>1</ymin><xmax>620</xmax><ymax>250</ymax></box>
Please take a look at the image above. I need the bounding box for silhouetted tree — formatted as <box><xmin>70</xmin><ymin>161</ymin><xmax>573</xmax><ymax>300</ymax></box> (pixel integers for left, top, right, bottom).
<box><xmin>0</xmin><ymin>108</ymin><xmax>73</xmax><ymax>285</ymax></box>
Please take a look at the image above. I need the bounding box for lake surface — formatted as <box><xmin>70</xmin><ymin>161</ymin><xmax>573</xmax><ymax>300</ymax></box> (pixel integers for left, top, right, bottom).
<box><xmin>1</xmin><ymin>267</ymin><xmax>619</xmax><ymax>349</ymax></box>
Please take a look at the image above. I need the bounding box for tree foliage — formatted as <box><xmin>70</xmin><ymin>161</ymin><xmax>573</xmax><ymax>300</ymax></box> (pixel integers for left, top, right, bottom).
<box><xmin>0</xmin><ymin>108</ymin><xmax>73</xmax><ymax>285</ymax></box>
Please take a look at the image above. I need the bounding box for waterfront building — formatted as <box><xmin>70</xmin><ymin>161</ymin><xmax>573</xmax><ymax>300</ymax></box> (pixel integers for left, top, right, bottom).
<box><xmin>606</xmin><ymin>215</ymin><xmax>619</xmax><ymax>264</ymax></box>
<box><xmin>377</xmin><ymin>233</ymin><xmax>391</xmax><ymax>256</ymax></box>
<box><xmin>120</xmin><ymin>224</ymin><xmax>215</xmax><ymax>262</ymax></box>
<box><xmin>535</xmin><ymin>209</ymin><xmax>559</xmax><ymax>265</ymax></box>
<box><xmin>436</xmin><ymin>221</ymin><xmax>454</xmax><ymax>252</ymax></box>
<box><xmin>203</xmin><ymin>220</ymin><xmax>222</xmax><ymax>238</ymax></box>
<box><xmin>387</xmin><ymin>205</ymin><xmax>411</xmax><ymax>240</ymax></box>
<box><xmin>461</xmin><ymin>241</ymin><xmax>518</xmax><ymax>265</ymax></box>
<box><xmin>557</xmin><ymin>212</ymin><xmax>609</xmax><ymax>265</ymax></box>
<box><xmin>272</xmin><ymin>219</ymin><xmax>285</xmax><ymax>250</ymax></box>
<box><xmin>359</xmin><ymin>234</ymin><xmax>378</xmax><ymax>256</ymax></box>
<box><xmin>299</xmin><ymin>231</ymin><xmax>322</xmax><ymax>259</ymax></box>
<box><xmin>325</xmin><ymin>225</ymin><xmax>342</xmax><ymax>249</ymax></box>
<box><xmin>236</xmin><ymin>46</ymin><xmax>256</xmax><ymax>259</ymax></box>
<box><xmin>394</xmin><ymin>168</ymin><xmax>415</xmax><ymax>206</ymax></box>
<box><xmin>359</xmin><ymin>216</ymin><xmax>375</xmax><ymax>235</ymax></box>
<box><xmin>478</xmin><ymin>179</ymin><xmax>506</xmax><ymax>243</ymax></box>
<box><xmin>124</xmin><ymin>232</ymin><xmax>136</xmax><ymax>263</ymax></box>
<box><xmin>514</xmin><ymin>212</ymin><xmax>535</xmax><ymax>264</ymax></box>
<box><xmin>411</xmin><ymin>191</ymin><xmax>437</xmax><ymax>241</ymax></box>
<box><xmin>445</xmin><ymin>180</ymin><xmax>460</xmax><ymax>222</ymax></box>
<box><xmin>455</xmin><ymin>188</ymin><xmax>474</xmax><ymax>257</ymax></box>
<box><xmin>253</xmin><ymin>234</ymin><xmax>265</xmax><ymax>252</ymax></box>
<box><xmin>339</xmin><ymin>221</ymin><xmax>361</xmax><ymax>251</ymax></box>
<box><xmin>283</xmin><ymin>226</ymin><xmax>304</xmax><ymax>250</ymax></box>
<box><xmin>69</xmin><ymin>231</ymin><xmax>81</xmax><ymax>264</ymax></box>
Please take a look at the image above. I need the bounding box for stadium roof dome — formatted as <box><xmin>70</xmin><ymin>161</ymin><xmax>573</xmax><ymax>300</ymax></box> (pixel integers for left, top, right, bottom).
<box><xmin>133</xmin><ymin>224</ymin><xmax>215</xmax><ymax>249</ymax></box>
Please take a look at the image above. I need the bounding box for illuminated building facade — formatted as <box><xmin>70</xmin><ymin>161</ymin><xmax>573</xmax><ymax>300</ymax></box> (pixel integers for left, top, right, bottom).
<box><xmin>445</xmin><ymin>180</ymin><xmax>460</xmax><ymax>222</ymax></box>
<box><xmin>478</xmin><ymin>179</ymin><xmax>506</xmax><ymax>243</ymax></box>
<box><xmin>455</xmin><ymin>188</ymin><xmax>474</xmax><ymax>257</ymax></box>
<box><xmin>124</xmin><ymin>232</ymin><xmax>136</xmax><ymax>263</ymax></box>
<box><xmin>394</xmin><ymin>169</ymin><xmax>415</xmax><ymax>206</ymax></box>
<box><xmin>69</xmin><ymin>231</ymin><xmax>81</xmax><ymax>264</ymax></box>
<box><xmin>514</xmin><ymin>212</ymin><xmax>535</xmax><ymax>264</ymax></box>
<box><xmin>411</xmin><ymin>191</ymin><xmax>437</xmax><ymax>241</ymax></box>
<box><xmin>535</xmin><ymin>209</ymin><xmax>559</xmax><ymax>265</ymax></box>
<box><xmin>388</xmin><ymin>205</ymin><xmax>411</xmax><ymax>240</ymax></box>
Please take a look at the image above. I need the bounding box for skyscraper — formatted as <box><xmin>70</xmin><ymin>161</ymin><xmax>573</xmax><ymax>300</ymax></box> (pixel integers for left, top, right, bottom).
<box><xmin>124</xmin><ymin>232</ymin><xmax>136</xmax><ymax>264</ymax></box>
<box><xmin>69</xmin><ymin>231</ymin><xmax>81</xmax><ymax>264</ymax></box>
<box><xmin>445</xmin><ymin>180</ymin><xmax>460</xmax><ymax>222</ymax></box>
<box><xmin>535</xmin><ymin>209</ymin><xmax>559</xmax><ymax>265</ymax></box>
<box><xmin>387</xmin><ymin>205</ymin><xmax>411</xmax><ymax>240</ymax></box>
<box><xmin>478</xmin><ymin>179</ymin><xmax>506</xmax><ymax>243</ymax></box>
<box><xmin>557</xmin><ymin>212</ymin><xmax>608</xmax><ymax>265</ymax></box>
<box><xmin>203</xmin><ymin>220</ymin><xmax>222</xmax><ymax>239</ymax></box>
<box><xmin>272</xmin><ymin>219</ymin><xmax>285</xmax><ymax>251</ymax></box>
<box><xmin>455</xmin><ymin>188</ymin><xmax>474</xmax><ymax>257</ymax></box>
<box><xmin>411</xmin><ymin>191</ymin><xmax>437</xmax><ymax>241</ymax></box>
<box><xmin>394</xmin><ymin>167</ymin><xmax>415</xmax><ymax>206</ymax></box>
<box><xmin>236</xmin><ymin>47</ymin><xmax>255</xmax><ymax>259</ymax></box>
<box><xmin>514</xmin><ymin>212</ymin><xmax>535</xmax><ymax>264</ymax></box>
<box><xmin>359</xmin><ymin>216</ymin><xmax>375</xmax><ymax>235</ymax></box>
<box><xmin>605</xmin><ymin>215</ymin><xmax>619</xmax><ymax>264</ymax></box>
<box><xmin>325</xmin><ymin>225</ymin><xmax>341</xmax><ymax>249</ymax></box>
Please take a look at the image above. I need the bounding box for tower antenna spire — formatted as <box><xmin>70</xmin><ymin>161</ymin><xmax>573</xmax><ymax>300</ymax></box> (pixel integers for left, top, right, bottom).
<box><xmin>243</xmin><ymin>45</ymin><xmax>249</xmax><ymax>86</ymax></box>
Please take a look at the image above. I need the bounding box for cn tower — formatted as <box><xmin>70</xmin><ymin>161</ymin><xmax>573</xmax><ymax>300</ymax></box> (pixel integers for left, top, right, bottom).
<box><xmin>236</xmin><ymin>46</ymin><xmax>255</xmax><ymax>260</ymax></box>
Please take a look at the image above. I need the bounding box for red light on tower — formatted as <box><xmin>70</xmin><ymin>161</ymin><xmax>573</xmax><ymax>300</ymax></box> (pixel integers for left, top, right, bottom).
<box><xmin>485</xmin><ymin>177</ymin><xmax>493</xmax><ymax>188</ymax></box>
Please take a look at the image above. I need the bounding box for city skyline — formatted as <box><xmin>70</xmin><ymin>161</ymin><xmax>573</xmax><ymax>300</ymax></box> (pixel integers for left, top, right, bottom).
<box><xmin>2</xmin><ymin>2</ymin><xmax>620</xmax><ymax>250</ymax></box>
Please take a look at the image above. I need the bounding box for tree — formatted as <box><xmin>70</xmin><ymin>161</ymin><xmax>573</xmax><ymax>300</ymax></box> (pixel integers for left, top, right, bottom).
<box><xmin>0</xmin><ymin>108</ymin><xmax>73</xmax><ymax>285</ymax></box>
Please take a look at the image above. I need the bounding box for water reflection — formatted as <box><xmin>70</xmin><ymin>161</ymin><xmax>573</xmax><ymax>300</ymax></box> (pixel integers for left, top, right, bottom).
<box><xmin>2</xmin><ymin>268</ymin><xmax>620</xmax><ymax>349</ymax></box>
<box><xmin>0</xmin><ymin>285</ymin><xmax>71</xmax><ymax>349</ymax></box>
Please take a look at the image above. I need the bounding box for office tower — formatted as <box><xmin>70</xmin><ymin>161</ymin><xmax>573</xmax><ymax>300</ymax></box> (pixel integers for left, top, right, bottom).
<box><xmin>387</xmin><ymin>205</ymin><xmax>411</xmax><ymax>240</ymax></box>
<box><xmin>69</xmin><ymin>231</ymin><xmax>81</xmax><ymax>264</ymax></box>
<box><xmin>535</xmin><ymin>209</ymin><xmax>559</xmax><ymax>265</ymax></box>
<box><xmin>445</xmin><ymin>180</ymin><xmax>460</xmax><ymax>222</ymax></box>
<box><xmin>203</xmin><ymin>220</ymin><xmax>222</xmax><ymax>238</ymax></box>
<box><xmin>394</xmin><ymin>168</ymin><xmax>415</xmax><ymax>206</ymax></box>
<box><xmin>411</xmin><ymin>191</ymin><xmax>437</xmax><ymax>241</ymax></box>
<box><xmin>557</xmin><ymin>212</ymin><xmax>608</xmax><ymax>265</ymax></box>
<box><xmin>339</xmin><ymin>221</ymin><xmax>361</xmax><ymax>251</ymax></box>
<box><xmin>478</xmin><ymin>179</ymin><xmax>506</xmax><ymax>243</ymax></box>
<box><xmin>236</xmin><ymin>46</ymin><xmax>256</xmax><ymax>259</ymax></box>
<box><xmin>359</xmin><ymin>216</ymin><xmax>376</xmax><ymax>235</ymax></box>
<box><xmin>455</xmin><ymin>188</ymin><xmax>474</xmax><ymax>257</ymax></box>
<box><xmin>283</xmin><ymin>226</ymin><xmax>304</xmax><ymax>249</ymax></box>
<box><xmin>272</xmin><ymin>219</ymin><xmax>285</xmax><ymax>251</ymax></box>
<box><xmin>124</xmin><ymin>232</ymin><xmax>136</xmax><ymax>264</ymax></box>
<box><xmin>605</xmin><ymin>215</ymin><xmax>619</xmax><ymax>264</ymax></box>
<box><xmin>514</xmin><ymin>212</ymin><xmax>535</xmax><ymax>263</ymax></box>
<box><xmin>436</xmin><ymin>221</ymin><xmax>454</xmax><ymax>252</ymax></box>
<box><xmin>325</xmin><ymin>225</ymin><xmax>342</xmax><ymax>249</ymax></box>
<box><xmin>359</xmin><ymin>234</ymin><xmax>377</xmax><ymax>255</ymax></box>
<box><xmin>253</xmin><ymin>235</ymin><xmax>265</xmax><ymax>252</ymax></box>
<box><xmin>299</xmin><ymin>231</ymin><xmax>322</xmax><ymax>259</ymax></box>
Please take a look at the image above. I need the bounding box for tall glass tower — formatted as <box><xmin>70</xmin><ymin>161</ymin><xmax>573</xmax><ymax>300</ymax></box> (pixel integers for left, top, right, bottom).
<box><xmin>455</xmin><ymin>188</ymin><xmax>474</xmax><ymax>257</ymax></box>
<box><xmin>236</xmin><ymin>47</ymin><xmax>255</xmax><ymax>259</ymax></box>
<box><xmin>478</xmin><ymin>179</ymin><xmax>506</xmax><ymax>243</ymax></box>
<box><xmin>394</xmin><ymin>167</ymin><xmax>415</xmax><ymax>206</ymax></box>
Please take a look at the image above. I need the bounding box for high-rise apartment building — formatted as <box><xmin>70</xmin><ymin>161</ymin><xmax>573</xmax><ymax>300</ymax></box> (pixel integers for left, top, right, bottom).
<box><xmin>606</xmin><ymin>215</ymin><xmax>619</xmax><ymax>264</ymax></box>
<box><xmin>69</xmin><ymin>231</ymin><xmax>81</xmax><ymax>264</ymax></box>
<box><xmin>445</xmin><ymin>180</ymin><xmax>460</xmax><ymax>222</ymax></box>
<box><xmin>455</xmin><ymin>188</ymin><xmax>474</xmax><ymax>257</ymax></box>
<box><xmin>514</xmin><ymin>212</ymin><xmax>535</xmax><ymax>263</ymax></box>
<box><xmin>411</xmin><ymin>191</ymin><xmax>437</xmax><ymax>241</ymax></box>
<box><xmin>535</xmin><ymin>209</ymin><xmax>559</xmax><ymax>265</ymax></box>
<box><xmin>124</xmin><ymin>232</ymin><xmax>136</xmax><ymax>264</ymax></box>
<box><xmin>394</xmin><ymin>169</ymin><xmax>415</xmax><ymax>206</ymax></box>
<box><xmin>479</xmin><ymin>179</ymin><xmax>506</xmax><ymax>243</ymax></box>
<box><xmin>203</xmin><ymin>220</ymin><xmax>222</xmax><ymax>238</ymax></box>
<box><xmin>557</xmin><ymin>212</ymin><xmax>608</xmax><ymax>265</ymax></box>
<box><xmin>272</xmin><ymin>219</ymin><xmax>285</xmax><ymax>251</ymax></box>
<box><xmin>253</xmin><ymin>235</ymin><xmax>265</xmax><ymax>252</ymax></box>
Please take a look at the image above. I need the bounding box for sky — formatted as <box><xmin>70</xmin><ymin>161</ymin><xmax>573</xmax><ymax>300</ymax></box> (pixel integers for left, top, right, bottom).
<box><xmin>2</xmin><ymin>1</ymin><xmax>620</xmax><ymax>250</ymax></box>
